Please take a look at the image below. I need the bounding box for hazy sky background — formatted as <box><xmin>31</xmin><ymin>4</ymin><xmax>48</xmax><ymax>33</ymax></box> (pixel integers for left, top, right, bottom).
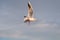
<box><xmin>0</xmin><ymin>0</ymin><xmax>60</xmax><ymax>40</ymax></box>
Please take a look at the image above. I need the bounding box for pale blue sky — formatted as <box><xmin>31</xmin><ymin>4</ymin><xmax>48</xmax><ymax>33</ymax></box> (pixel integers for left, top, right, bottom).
<box><xmin>0</xmin><ymin>0</ymin><xmax>60</xmax><ymax>40</ymax></box>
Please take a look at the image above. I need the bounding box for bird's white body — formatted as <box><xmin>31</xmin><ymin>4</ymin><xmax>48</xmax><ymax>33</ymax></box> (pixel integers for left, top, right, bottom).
<box><xmin>24</xmin><ymin>17</ymin><xmax>36</xmax><ymax>22</ymax></box>
<box><xmin>24</xmin><ymin>1</ymin><xmax>36</xmax><ymax>23</ymax></box>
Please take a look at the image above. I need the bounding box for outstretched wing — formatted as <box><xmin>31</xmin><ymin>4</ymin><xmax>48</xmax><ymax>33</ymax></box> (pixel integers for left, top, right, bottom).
<box><xmin>28</xmin><ymin>1</ymin><xmax>33</xmax><ymax>17</ymax></box>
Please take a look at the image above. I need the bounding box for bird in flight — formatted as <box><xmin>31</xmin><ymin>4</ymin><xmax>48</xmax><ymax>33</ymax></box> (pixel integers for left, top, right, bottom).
<box><xmin>24</xmin><ymin>1</ymin><xmax>36</xmax><ymax>23</ymax></box>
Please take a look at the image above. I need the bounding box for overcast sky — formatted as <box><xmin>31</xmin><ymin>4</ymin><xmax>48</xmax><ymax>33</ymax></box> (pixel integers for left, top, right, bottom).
<box><xmin>0</xmin><ymin>0</ymin><xmax>60</xmax><ymax>40</ymax></box>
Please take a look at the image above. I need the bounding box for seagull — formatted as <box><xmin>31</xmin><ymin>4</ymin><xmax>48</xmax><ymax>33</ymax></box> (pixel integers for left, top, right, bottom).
<box><xmin>24</xmin><ymin>1</ymin><xmax>36</xmax><ymax>23</ymax></box>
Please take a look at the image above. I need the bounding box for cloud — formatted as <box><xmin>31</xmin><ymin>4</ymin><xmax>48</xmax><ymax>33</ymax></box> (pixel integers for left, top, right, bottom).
<box><xmin>20</xmin><ymin>23</ymin><xmax>59</xmax><ymax>40</ymax></box>
<box><xmin>0</xmin><ymin>30</ymin><xmax>29</xmax><ymax>39</ymax></box>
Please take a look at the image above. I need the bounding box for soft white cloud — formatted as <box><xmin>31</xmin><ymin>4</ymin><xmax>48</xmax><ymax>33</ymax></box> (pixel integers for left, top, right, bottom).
<box><xmin>0</xmin><ymin>30</ymin><xmax>29</xmax><ymax>39</ymax></box>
